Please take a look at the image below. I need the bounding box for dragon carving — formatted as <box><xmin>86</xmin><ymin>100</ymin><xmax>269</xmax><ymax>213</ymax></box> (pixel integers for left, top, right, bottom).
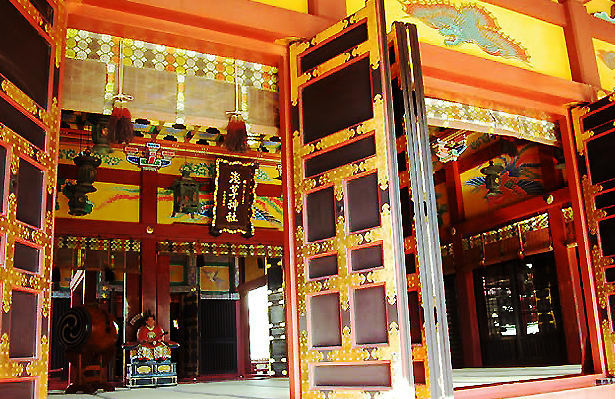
<box><xmin>398</xmin><ymin>1</ymin><xmax>530</xmax><ymax>62</ymax></box>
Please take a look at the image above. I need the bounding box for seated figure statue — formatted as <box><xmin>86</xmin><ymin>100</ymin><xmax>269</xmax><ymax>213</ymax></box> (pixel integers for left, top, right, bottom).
<box><xmin>136</xmin><ymin>314</ymin><xmax>171</xmax><ymax>361</ymax></box>
<box><xmin>123</xmin><ymin>313</ymin><xmax>179</xmax><ymax>387</ymax></box>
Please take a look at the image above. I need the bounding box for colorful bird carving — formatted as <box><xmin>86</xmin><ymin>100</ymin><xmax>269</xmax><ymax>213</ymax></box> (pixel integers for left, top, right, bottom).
<box><xmin>398</xmin><ymin>1</ymin><xmax>530</xmax><ymax>62</ymax></box>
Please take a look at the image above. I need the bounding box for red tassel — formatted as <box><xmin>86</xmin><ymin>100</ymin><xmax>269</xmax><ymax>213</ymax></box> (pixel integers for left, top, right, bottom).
<box><xmin>224</xmin><ymin>115</ymin><xmax>248</xmax><ymax>153</ymax></box>
<box><xmin>108</xmin><ymin>106</ymin><xmax>134</xmax><ymax>144</ymax></box>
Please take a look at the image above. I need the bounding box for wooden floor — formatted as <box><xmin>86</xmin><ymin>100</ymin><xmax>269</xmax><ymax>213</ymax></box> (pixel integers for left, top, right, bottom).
<box><xmin>48</xmin><ymin>366</ymin><xmax>583</xmax><ymax>398</ymax></box>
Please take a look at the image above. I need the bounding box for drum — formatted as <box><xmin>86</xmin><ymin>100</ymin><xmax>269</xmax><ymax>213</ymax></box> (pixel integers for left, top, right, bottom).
<box><xmin>57</xmin><ymin>304</ymin><xmax>118</xmax><ymax>353</ymax></box>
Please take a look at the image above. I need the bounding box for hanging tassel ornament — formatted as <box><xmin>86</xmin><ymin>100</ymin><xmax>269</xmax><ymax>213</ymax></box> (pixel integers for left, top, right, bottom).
<box><xmin>224</xmin><ymin>61</ymin><xmax>248</xmax><ymax>153</ymax></box>
<box><xmin>107</xmin><ymin>39</ymin><xmax>135</xmax><ymax>144</ymax></box>
<box><xmin>224</xmin><ymin>113</ymin><xmax>248</xmax><ymax>152</ymax></box>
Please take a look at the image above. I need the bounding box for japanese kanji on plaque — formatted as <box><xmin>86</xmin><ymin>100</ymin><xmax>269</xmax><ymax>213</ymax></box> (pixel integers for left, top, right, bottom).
<box><xmin>211</xmin><ymin>158</ymin><xmax>258</xmax><ymax>237</ymax></box>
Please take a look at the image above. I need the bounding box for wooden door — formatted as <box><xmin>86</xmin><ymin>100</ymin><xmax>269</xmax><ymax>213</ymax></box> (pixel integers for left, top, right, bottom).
<box><xmin>569</xmin><ymin>96</ymin><xmax>615</xmax><ymax>375</ymax></box>
<box><xmin>0</xmin><ymin>0</ymin><xmax>65</xmax><ymax>398</ymax></box>
<box><xmin>285</xmin><ymin>0</ymin><xmax>453</xmax><ymax>396</ymax></box>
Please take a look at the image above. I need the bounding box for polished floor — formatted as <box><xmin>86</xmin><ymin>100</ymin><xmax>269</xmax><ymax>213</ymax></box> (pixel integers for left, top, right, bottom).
<box><xmin>49</xmin><ymin>378</ymin><xmax>290</xmax><ymax>399</ymax></box>
<box><xmin>48</xmin><ymin>365</ymin><xmax>582</xmax><ymax>398</ymax></box>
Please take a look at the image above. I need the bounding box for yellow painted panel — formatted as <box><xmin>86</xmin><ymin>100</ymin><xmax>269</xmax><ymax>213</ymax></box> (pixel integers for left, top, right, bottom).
<box><xmin>593</xmin><ymin>38</ymin><xmax>615</xmax><ymax>91</ymax></box>
<box><xmin>251</xmin><ymin>0</ymin><xmax>309</xmax><ymax>13</ymax></box>
<box><xmin>58</xmin><ymin>145</ymin><xmax>140</xmax><ymax>171</ymax></box>
<box><xmin>163</xmin><ymin>155</ymin><xmax>281</xmax><ymax>185</ymax></box>
<box><xmin>347</xmin><ymin>0</ymin><xmax>365</xmax><ymax>15</ymax></box>
<box><xmin>585</xmin><ymin>0</ymin><xmax>612</xmax><ymax>15</ymax></box>
<box><xmin>56</xmin><ymin>182</ymin><xmax>140</xmax><ymax>222</ymax></box>
<box><xmin>348</xmin><ymin>0</ymin><xmax>571</xmax><ymax>80</ymax></box>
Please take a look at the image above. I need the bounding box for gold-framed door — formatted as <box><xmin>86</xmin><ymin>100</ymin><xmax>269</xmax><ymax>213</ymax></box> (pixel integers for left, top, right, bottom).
<box><xmin>569</xmin><ymin>96</ymin><xmax>615</xmax><ymax>375</ymax></box>
<box><xmin>286</xmin><ymin>0</ymin><xmax>417</xmax><ymax>396</ymax></box>
<box><xmin>0</xmin><ymin>0</ymin><xmax>65</xmax><ymax>398</ymax></box>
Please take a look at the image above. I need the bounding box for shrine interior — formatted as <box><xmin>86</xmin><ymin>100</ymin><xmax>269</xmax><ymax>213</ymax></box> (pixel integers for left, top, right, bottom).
<box><xmin>47</xmin><ymin>28</ymin><xmax>584</xmax><ymax>395</ymax></box>
<box><xmin>3</xmin><ymin>1</ymin><xmax>615</xmax><ymax>399</ymax></box>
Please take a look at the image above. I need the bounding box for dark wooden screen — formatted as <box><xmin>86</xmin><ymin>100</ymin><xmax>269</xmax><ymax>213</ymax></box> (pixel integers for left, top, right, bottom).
<box><xmin>570</xmin><ymin>96</ymin><xmax>615</xmax><ymax>375</ymax></box>
<box><xmin>287</xmin><ymin>0</ymin><xmax>415</xmax><ymax>396</ymax></box>
<box><xmin>0</xmin><ymin>0</ymin><xmax>65</xmax><ymax>398</ymax></box>
<box><xmin>267</xmin><ymin>259</ymin><xmax>287</xmax><ymax>377</ymax></box>
<box><xmin>199</xmin><ymin>299</ymin><xmax>237</xmax><ymax>375</ymax></box>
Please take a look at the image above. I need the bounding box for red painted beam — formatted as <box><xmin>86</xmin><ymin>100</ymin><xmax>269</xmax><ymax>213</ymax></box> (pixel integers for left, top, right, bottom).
<box><xmin>455</xmin><ymin>187</ymin><xmax>570</xmax><ymax>237</ymax></box>
<box><xmin>54</xmin><ymin>218</ymin><xmax>284</xmax><ymax>245</ymax></box>
<box><xmin>593</xmin><ymin>14</ymin><xmax>615</xmax><ymax>45</ymax></box>
<box><xmin>154</xmin><ymin>223</ymin><xmax>283</xmax><ymax>245</ymax></box>
<box><xmin>65</xmin><ymin>0</ymin><xmax>334</xmax><ymax>66</ymax></box>
<box><xmin>420</xmin><ymin>43</ymin><xmax>595</xmax><ymax>119</ymax></box>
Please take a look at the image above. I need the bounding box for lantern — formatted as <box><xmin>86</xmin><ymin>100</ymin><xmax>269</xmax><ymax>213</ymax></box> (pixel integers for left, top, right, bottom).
<box><xmin>171</xmin><ymin>170</ymin><xmax>200</xmax><ymax>218</ymax></box>
<box><xmin>90</xmin><ymin>115</ymin><xmax>112</xmax><ymax>155</ymax></box>
<box><xmin>480</xmin><ymin>160</ymin><xmax>504</xmax><ymax>197</ymax></box>
<box><xmin>66</xmin><ymin>149</ymin><xmax>101</xmax><ymax>216</ymax></box>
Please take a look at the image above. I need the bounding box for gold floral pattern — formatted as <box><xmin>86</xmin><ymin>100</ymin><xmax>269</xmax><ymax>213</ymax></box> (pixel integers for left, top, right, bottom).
<box><xmin>582</xmin><ymin>175</ymin><xmax>606</xmax><ymax>235</ymax></box>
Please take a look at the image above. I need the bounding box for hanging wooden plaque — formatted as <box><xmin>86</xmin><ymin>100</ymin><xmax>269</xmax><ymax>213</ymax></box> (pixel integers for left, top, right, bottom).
<box><xmin>211</xmin><ymin>158</ymin><xmax>258</xmax><ymax>237</ymax></box>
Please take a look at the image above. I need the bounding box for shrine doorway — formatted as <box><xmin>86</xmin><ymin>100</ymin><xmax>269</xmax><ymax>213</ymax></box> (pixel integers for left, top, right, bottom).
<box><xmin>474</xmin><ymin>253</ymin><xmax>567</xmax><ymax>367</ymax></box>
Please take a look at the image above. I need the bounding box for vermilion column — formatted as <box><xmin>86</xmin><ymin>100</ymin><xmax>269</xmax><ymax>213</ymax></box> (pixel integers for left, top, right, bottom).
<box><xmin>446</xmin><ymin>161</ymin><xmax>482</xmax><ymax>367</ymax></box>
<box><xmin>308</xmin><ymin>0</ymin><xmax>346</xmax><ymax>20</ymax></box>
<box><xmin>548</xmin><ymin>206</ymin><xmax>584</xmax><ymax>364</ymax></box>
<box><xmin>561</xmin><ymin>0</ymin><xmax>601</xmax><ymax>87</ymax></box>
<box><xmin>156</xmin><ymin>253</ymin><xmax>171</xmax><ymax>334</ymax></box>
<box><xmin>140</xmin><ymin>170</ymin><xmax>158</xmax><ymax>316</ymax></box>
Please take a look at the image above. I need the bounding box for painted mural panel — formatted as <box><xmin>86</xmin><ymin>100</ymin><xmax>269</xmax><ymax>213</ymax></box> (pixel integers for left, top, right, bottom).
<box><xmin>58</xmin><ymin>144</ymin><xmax>140</xmax><ymax>171</ymax></box>
<box><xmin>347</xmin><ymin>0</ymin><xmax>571</xmax><ymax>80</ymax></box>
<box><xmin>199</xmin><ymin>265</ymin><xmax>230</xmax><ymax>292</ymax></box>
<box><xmin>594</xmin><ymin>38</ymin><xmax>615</xmax><ymax>92</ymax></box>
<box><xmin>56</xmin><ymin>182</ymin><xmax>140</xmax><ymax>222</ymax></box>
<box><xmin>164</xmin><ymin>157</ymin><xmax>281</xmax><ymax>185</ymax></box>
<box><xmin>461</xmin><ymin>143</ymin><xmax>544</xmax><ymax>218</ymax></box>
<box><xmin>157</xmin><ymin>188</ymin><xmax>283</xmax><ymax>230</ymax></box>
